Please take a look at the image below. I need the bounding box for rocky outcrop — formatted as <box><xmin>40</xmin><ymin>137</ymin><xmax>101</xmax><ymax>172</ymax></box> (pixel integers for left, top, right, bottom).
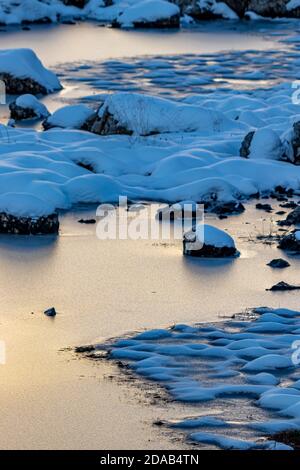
<box><xmin>0</xmin><ymin>212</ymin><xmax>59</xmax><ymax>235</ymax></box>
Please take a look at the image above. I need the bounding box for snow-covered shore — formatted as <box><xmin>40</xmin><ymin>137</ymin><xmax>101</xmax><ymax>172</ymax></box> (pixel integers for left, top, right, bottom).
<box><xmin>0</xmin><ymin>0</ymin><xmax>300</xmax><ymax>27</ymax></box>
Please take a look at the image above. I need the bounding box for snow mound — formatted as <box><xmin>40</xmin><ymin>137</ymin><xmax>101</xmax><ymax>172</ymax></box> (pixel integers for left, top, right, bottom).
<box><xmin>15</xmin><ymin>94</ymin><xmax>49</xmax><ymax>118</ymax></box>
<box><xmin>116</xmin><ymin>0</ymin><xmax>180</xmax><ymax>28</ymax></box>
<box><xmin>43</xmin><ymin>105</ymin><xmax>95</xmax><ymax>130</ymax></box>
<box><xmin>0</xmin><ymin>49</ymin><xmax>61</xmax><ymax>94</ymax></box>
<box><xmin>95</xmin><ymin>92</ymin><xmax>240</xmax><ymax>136</ymax></box>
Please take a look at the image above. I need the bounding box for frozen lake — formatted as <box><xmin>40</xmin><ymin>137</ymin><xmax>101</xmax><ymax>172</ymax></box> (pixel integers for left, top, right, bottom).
<box><xmin>0</xmin><ymin>20</ymin><xmax>300</xmax><ymax>449</ymax></box>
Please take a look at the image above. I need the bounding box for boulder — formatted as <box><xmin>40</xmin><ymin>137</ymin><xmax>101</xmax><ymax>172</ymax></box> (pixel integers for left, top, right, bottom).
<box><xmin>9</xmin><ymin>94</ymin><xmax>49</xmax><ymax>121</ymax></box>
<box><xmin>256</xmin><ymin>203</ymin><xmax>273</xmax><ymax>212</ymax></box>
<box><xmin>211</xmin><ymin>201</ymin><xmax>245</xmax><ymax>215</ymax></box>
<box><xmin>44</xmin><ymin>307</ymin><xmax>57</xmax><ymax>317</ymax></box>
<box><xmin>247</xmin><ymin>0</ymin><xmax>287</xmax><ymax>17</ymax></box>
<box><xmin>267</xmin><ymin>281</ymin><xmax>300</xmax><ymax>291</ymax></box>
<box><xmin>183</xmin><ymin>224</ymin><xmax>238</xmax><ymax>257</ymax></box>
<box><xmin>0</xmin><ymin>49</ymin><xmax>62</xmax><ymax>95</ymax></box>
<box><xmin>278</xmin><ymin>231</ymin><xmax>300</xmax><ymax>252</ymax></box>
<box><xmin>282</xmin><ymin>121</ymin><xmax>300</xmax><ymax>165</ymax></box>
<box><xmin>43</xmin><ymin>104</ymin><xmax>96</xmax><ymax>130</ymax></box>
<box><xmin>278</xmin><ymin>206</ymin><xmax>300</xmax><ymax>227</ymax></box>
<box><xmin>113</xmin><ymin>1</ymin><xmax>180</xmax><ymax>28</ymax></box>
<box><xmin>0</xmin><ymin>212</ymin><xmax>59</xmax><ymax>235</ymax></box>
<box><xmin>267</xmin><ymin>258</ymin><xmax>290</xmax><ymax>268</ymax></box>
<box><xmin>240</xmin><ymin>128</ymin><xmax>284</xmax><ymax>161</ymax></box>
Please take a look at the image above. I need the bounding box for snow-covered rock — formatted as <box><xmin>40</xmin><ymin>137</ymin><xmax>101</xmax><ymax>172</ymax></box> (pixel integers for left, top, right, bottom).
<box><xmin>0</xmin><ymin>49</ymin><xmax>62</xmax><ymax>95</ymax></box>
<box><xmin>0</xmin><ymin>193</ymin><xmax>59</xmax><ymax>235</ymax></box>
<box><xmin>240</xmin><ymin>128</ymin><xmax>284</xmax><ymax>161</ymax></box>
<box><xmin>43</xmin><ymin>104</ymin><xmax>96</xmax><ymax>130</ymax></box>
<box><xmin>113</xmin><ymin>0</ymin><xmax>180</xmax><ymax>28</ymax></box>
<box><xmin>87</xmin><ymin>92</ymin><xmax>237</xmax><ymax>136</ymax></box>
<box><xmin>282</xmin><ymin>121</ymin><xmax>300</xmax><ymax>165</ymax></box>
<box><xmin>183</xmin><ymin>224</ymin><xmax>238</xmax><ymax>257</ymax></box>
<box><xmin>9</xmin><ymin>94</ymin><xmax>50</xmax><ymax>121</ymax></box>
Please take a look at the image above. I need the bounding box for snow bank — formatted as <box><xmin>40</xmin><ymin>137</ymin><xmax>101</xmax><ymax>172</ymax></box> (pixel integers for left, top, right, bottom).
<box><xmin>0</xmin><ymin>49</ymin><xmax>61</xmax><ymax>94</ymax></box>
<box><xmin>92</xmin><ymin>306</ymin><xmax>300</xmax><ymax>449</ymax></box>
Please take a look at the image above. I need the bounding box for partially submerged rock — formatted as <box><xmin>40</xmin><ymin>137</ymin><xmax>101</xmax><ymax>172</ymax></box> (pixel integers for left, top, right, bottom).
<box><xmin>0</xmin><ymin>49</ymin><xmax>61</xmax><ymax>95</ymax></box>
<box><xmin>9</xmin><ymin>94</ymin><xmax>49</xmax><ymax>121</ymax></box>
<box><xmin>256</xmin><ymin>203</ymin><xmax>273</xmax><ymax>212</ymax></box>
<box><xmin>267</xmin><ymin>281</ymin><xmax>300</xmax><ymax>292</ymax></box>
<box><xmin>278</xmin><ymin>206</ymin><xmax>300</xmax><ymax>227</ymax></box>
<box><xmin>279</xmin><ymin>231</ymin><xmax>300</xmax><ymax>252</ymax></box>
<box><xmin>78</xmin><ymin>218</ymin><xmax>96</xmax><ymax>224</ymax></box>
<box><xmin>210</xmin><ymin>201</ymin><xmax>245</xmax><ymax>216</ymax></box>
<box><xmin>267</xmin><ymin>258</ymin><xmax>290</xmax><ymax>269</ymax></box>
<box><xmin>183</xmin><ymin>224</ymin><xmax>238</xmax><ymax>258</ymax></box>
<box><xmin>0</xmin><ymin>212</ymin><xmax>59</xmax><ymax>235</ymax></box>
<box><xmin>44</xmin><ymin>307</ymin><xmax>57</xmax><ymax>317</ymax></box>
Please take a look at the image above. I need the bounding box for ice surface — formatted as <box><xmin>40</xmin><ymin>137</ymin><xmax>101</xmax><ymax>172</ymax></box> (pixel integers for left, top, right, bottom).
<box><xmin>98</xmin><ymin>306</ymin><xmax>300</xmax><ymax>449</ymax></box>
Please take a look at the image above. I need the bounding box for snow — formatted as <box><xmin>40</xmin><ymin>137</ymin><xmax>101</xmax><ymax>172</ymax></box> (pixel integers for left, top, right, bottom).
<box><xmin>95</xmin><ymin>306</ymin><xmax>300</xmax><ymax>449</ymax></box>
<box><xmin>97</xmin><ymin>92</ymin><xmax>239</xmax><ymax>135</ymax></box>
<box><xmin>195</xmin><ymin>224</ymin><xmax>236</xmax><ymax>248</ymax></box>
<box><xmin>116</xmin><ymin>1</ymin><xmax>180</xmax><ymax>28</ymax></box>
<box><xmin>198</xmin><ymin>0</ymin><xmax>238</xmax><ymax>19</ymax></box>
<box><xmin>0</xmin><ymin>193</ymin><xmax>56</xmax><ymax>217</ymax></box>
<box><xmin>44</xmin><ymin>105</ymin><xmax>95</xmax><ymax>130</ymax></box>
<box><xmin>248</xmin><ymin>129</ymin><xmax>283</xmax><ymax>161</ymax></box>
<box><xmin>15</xmin><ymin>94</ymin><xmax>49</xmax><ymax>118</ymax></box>
<box><xmin>287</xmin><ymin>0</ymin><xmax>300</xmax><ymax>11</ymax></box>
<box><xmin>0</xmin><ymin>49</ymin><xmax>61</xmax><ymax>93</ymax></box>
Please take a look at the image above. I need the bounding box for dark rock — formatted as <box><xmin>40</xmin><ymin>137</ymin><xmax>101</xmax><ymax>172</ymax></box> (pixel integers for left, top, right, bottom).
<box><xmin>267</xmin><ymin>258</ymin><xmax>290</xmax><ymax>269</ymax></box>
<box><xmin>212</xmin><ymin>201</ymin><xmax>245</xmax><ymax>215</ymax></box>
<box><xmin>75</xmin><ymin>345</ymin><xmax>95</xmax><ymax>353</ymax></box>
<box><xmin>267</xmin><ymin>281</ymin><xmax>300</xmax><ymax>292</ymax></box>
<box><xmin>78</xmin><ymin>218</ymin><xmax>96</xmax><ymax>224</ymax></box>
<box><xmin>284</xmin><ymin>206</ymin><xmax>300</xmax><ymax>226</ymax></box>
<box><xmin>0</xmin><ymin>73</ymin><xmax>48</xmax><ymax>95</ymax></box>
<box><xmin>256</xmin><ymin>203</ymin><xmax>273</xmax><ymax>212</ymax></box>
<box><xmin>183</xmin><ymin>229</ymin><xmax>238</xmax><ymax>258</ymax></box>
<box><xmin>240</xmin><ymin>131</ymin><xmax>255</xmax><ymax>158</ymax></box>
<box><xmin>248</xmin><ymin>0</ymin><xmax>287</xmax><ymax>18</ymax></box>
<box><xmin>62</xmin><ymin>0</ymin><xmax>89</xmax><ymax>8</ymax></box>
<box><xmin>276</xmin><ymin>211</ymin><xmax>286</xmax><ymax>216</ymax></box>
<box><xmin>9</xmin><ymin>102</ymin><xmax>38</xmax><ymax>121</ymax></box>
<box><xmin>112</xmin><ymin>13</ymin><xmax>180</xmax><ymax>29</ymax></box>
<box><xmin>280</xmin><ymin>201</ymin><xmax>298</xmax><ymax>209</ymax></box>
<box><xmin>279</xmin><ymin>231</ymin><xmax>300</xmax><ymax>252</ymax></box>
<box><xmin>84</xmin><ymin>106</ymin><xmax>132</xmax><ymax>136</ymax></box>
<box><xmin>44</xmin><ymin>307</ymin><xmax>57</xmax><ymax>317</ymax></box>
<box><xmin>0</xmin><ymin>212</ymin><xmax>59</xmax><ymax>235</ymax></box>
